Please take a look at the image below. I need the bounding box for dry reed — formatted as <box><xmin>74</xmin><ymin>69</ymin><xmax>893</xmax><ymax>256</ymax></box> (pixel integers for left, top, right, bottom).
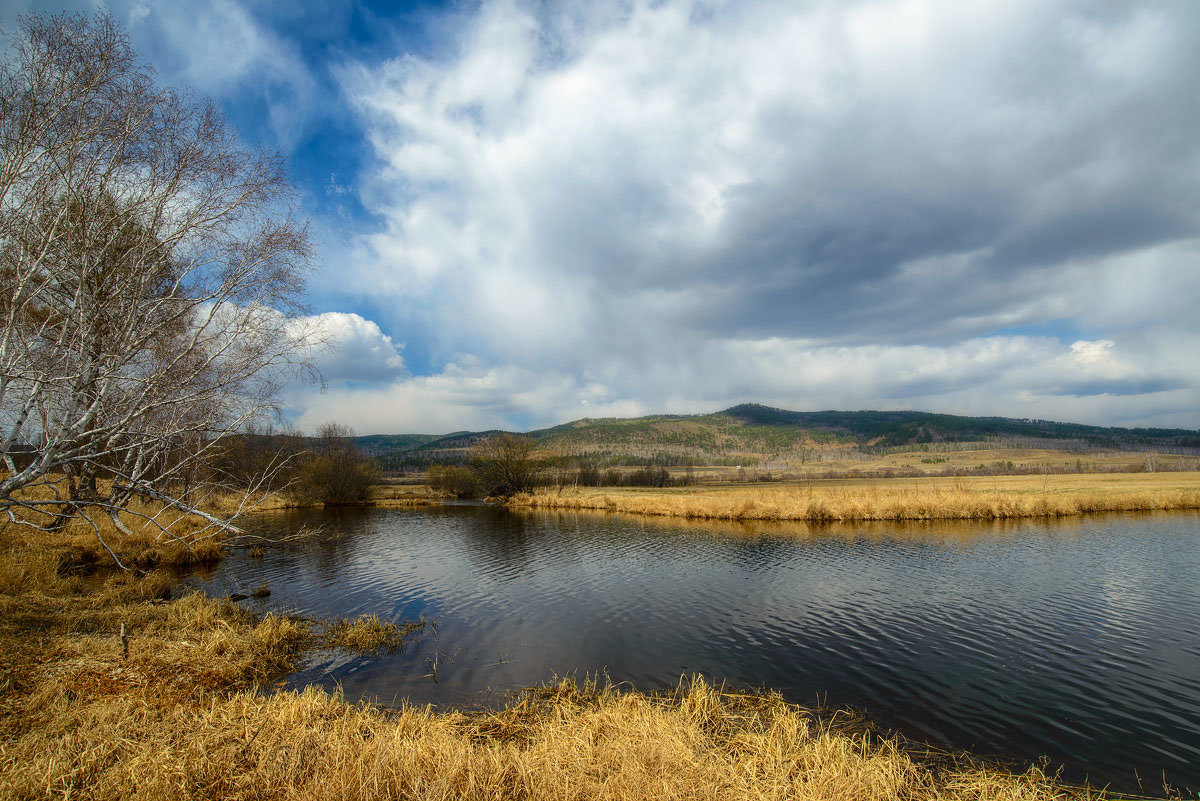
<box><xmin>511</xmin><ymin>473</ymin><xmax>1200</xmax><ymax>522</ymax></box>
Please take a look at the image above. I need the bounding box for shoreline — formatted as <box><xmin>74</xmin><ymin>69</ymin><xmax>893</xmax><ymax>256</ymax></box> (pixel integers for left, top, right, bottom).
<box><xmin>508</xmin><ymin>472</ymin><xmax>1200</xmax><ymax>522</ymax></box>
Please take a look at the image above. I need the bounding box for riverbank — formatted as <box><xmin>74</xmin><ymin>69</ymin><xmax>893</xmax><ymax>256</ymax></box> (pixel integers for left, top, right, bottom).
<box><xmin>509</xmin><ymin>471</ymin><xmax>1200</xmax><ymax>521</ymax></box>
<box><xmin>2</xmin><ymin>679</ymin><xmax>1097</xmax><ymax>801</ymax></box>
<box><xmin>203</xmin><ymin>481</ymin><xmax>444</xmax><ymax>514</ymax></box>
<box><xmin>0</xmin><ymin>514</ymin><xmax>1144</xmax><ymax>800</ymax></box>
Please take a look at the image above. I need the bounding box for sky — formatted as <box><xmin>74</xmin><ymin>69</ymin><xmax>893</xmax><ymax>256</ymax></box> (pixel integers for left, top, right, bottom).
<box><xmin>4</xmin><ymin>0</ymin><xmax>1199</xmax><ymax>434</ymax></box>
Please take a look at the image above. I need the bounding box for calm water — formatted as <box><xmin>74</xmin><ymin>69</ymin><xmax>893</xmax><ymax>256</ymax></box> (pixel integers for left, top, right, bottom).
<box><xmin>187</xmin><ymin>506</ymin><xmax>1200</xmax><ymax>794</ymax></box>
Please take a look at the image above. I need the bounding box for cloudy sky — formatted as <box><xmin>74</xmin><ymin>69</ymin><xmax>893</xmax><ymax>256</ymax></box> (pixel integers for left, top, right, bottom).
<box><xmin>5</xmin><ymin>0</ymin><xmax>1199</xmax><ymax>433</ymax></box>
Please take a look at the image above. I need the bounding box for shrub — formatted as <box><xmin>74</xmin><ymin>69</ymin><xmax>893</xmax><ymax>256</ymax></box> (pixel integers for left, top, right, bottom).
<box><xmin>468</xmin><ymin>434</ymin><xmax>544</xmax><ymax>497</ymax></box>
<box><xmin>576</xmin><ymin>465</ymin><xmax>603</xmax><ymax>486</ymax></box>
<box><xmin>290</xmin><ymin>424</ymin><xmax>378</xmax><ymax>505</ymax></box>
<box><xmin>429</xmin><ymin>465</ymin><xmax>482</xmax><ymax>498</ymax></box>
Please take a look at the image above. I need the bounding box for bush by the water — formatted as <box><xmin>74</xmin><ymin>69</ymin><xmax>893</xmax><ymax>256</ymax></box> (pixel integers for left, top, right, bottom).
<box><xmin>468</xmin><ymin>434</ymin><xmax>544</xmax><ymax>497</ymax></box>
<box><xmin>429</xmin><ymin>465</ymin><xmax>481</xmax><ymax>498</ymax></box>
<box><xmin>290</xmin><ymin>423</ymin><xmax>378</xmax><ymax>505</ymax></box>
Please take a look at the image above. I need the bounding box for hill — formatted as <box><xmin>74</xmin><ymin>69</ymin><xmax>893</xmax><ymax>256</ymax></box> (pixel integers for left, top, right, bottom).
<box><xmin>362</xmin><ymin>404</ymin><xmax>1200</xmax><ymax>471</ymax></box>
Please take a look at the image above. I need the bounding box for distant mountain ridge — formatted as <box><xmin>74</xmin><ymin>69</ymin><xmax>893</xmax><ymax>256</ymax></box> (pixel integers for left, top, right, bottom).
<box><xmin>358</xmin><ymin>403</ymin><xmax>1200</xmax><ymax>470</ymax></box>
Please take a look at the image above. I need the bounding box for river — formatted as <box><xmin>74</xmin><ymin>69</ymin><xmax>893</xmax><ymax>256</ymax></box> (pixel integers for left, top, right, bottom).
<box><xmin>185</xmin><ymin>505</ymin><xmax>1200</xmax><ymax>794</ymax></box>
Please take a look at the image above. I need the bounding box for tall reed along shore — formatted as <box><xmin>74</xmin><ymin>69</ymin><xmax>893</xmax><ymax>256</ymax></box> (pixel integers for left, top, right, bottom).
<box><xmin>509</xmin><ymin>472</ymin><xmax>1200</xmax><ymax>522</ymax></box>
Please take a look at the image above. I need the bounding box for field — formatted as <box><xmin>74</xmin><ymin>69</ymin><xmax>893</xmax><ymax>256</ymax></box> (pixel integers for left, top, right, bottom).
<box><xmin>511</xmin><ymin>471</ymin><xmax>1200</xmax><ymax>522</ymax></box>
<box><xmin>780</xmin><ymin>447</ymin><xmax>1197</xmax><ymax>476</ymax></box>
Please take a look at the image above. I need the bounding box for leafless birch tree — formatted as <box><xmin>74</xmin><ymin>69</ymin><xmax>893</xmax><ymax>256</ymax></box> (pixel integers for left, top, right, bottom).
<box><xmin>0</xmin><ymin>13</ymin><xmax>317</xmax><ymax>562</ymax></box>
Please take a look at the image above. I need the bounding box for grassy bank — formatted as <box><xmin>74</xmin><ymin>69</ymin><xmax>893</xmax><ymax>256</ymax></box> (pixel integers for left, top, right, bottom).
<box><xmin>2</xmin><ymin>674</ymin><xmax>1101</xmax><ymax>801</ymax></box>
<box><xmin>203</xmin><ymin>481</ymin><xmax>443</xmax><ymax>514</ymax></box>
<box><xmin>509</xmin><ymin>472</ymin><xmax>1200</xmax><ymax>522</ymax></box>
<box><xmin>0</xmin><ymin>505</ymin><xmax>1153</xmax><ymax>800</ymax></box>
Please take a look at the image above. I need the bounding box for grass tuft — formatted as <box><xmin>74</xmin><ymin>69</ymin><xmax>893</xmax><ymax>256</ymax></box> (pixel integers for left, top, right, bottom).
<box><xmin>322</xmin><ymin>614</ymin><xmax>425</xmax><ymax>653</ymax></box>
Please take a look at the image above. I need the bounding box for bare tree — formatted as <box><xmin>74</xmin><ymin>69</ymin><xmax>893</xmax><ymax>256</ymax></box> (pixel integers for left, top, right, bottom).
<box><xmin>0</xmin><ymin>13</ymin><xmax>317</xmax><ymax>563</ymax></box>
<box><xmin>469</xmin><ymin>434</ymin><xmax>543</xmax><ymax>497</ymax></box>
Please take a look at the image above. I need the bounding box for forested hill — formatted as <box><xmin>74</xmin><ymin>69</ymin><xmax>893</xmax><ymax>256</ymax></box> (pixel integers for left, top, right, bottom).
<box><xmin>358</xmin><ymin>403</ymin><xmax>1200</xmax><ymax>470</ymax></box>
<box><xmin>716</xmin><ymin>404</ymin><xmax>1200</xmax><ymax>448</ymax></box>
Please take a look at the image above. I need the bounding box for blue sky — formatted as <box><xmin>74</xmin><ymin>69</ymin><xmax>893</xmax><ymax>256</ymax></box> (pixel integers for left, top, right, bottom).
<box><xmin>5</xmin><ymin>0</ymin><xmax>1200</xmax><ymax>433</ymax></box>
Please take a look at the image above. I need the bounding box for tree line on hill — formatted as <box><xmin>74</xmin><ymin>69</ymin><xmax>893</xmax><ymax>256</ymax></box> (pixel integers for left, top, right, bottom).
<box><xmin>358</xmin><ymin>405</ymin><xmax>1200</xmax><ymax>475</ymax></box>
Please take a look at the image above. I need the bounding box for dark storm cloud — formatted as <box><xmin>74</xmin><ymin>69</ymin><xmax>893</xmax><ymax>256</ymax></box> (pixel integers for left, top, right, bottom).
<box><xmin>1047</xmin><ymin>378</ymin><xmax>1187</xmax><ymax>399</ymax></box>
<box><xmin>676</xmin><ymin>5</ymin><xmax>1200</xmax><ymax>344</ymax></box>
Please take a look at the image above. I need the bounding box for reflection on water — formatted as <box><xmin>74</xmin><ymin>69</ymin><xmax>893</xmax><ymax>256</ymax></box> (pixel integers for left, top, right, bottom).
<box><xmin>185</xmin><ymin>506</ymin><xmax>1200</xmax><ymax>794</ymax></box>
<box><xmin>516</xmin><ymin>506</ymin><xmax>1105</xmax><ymax>546</ymax></box>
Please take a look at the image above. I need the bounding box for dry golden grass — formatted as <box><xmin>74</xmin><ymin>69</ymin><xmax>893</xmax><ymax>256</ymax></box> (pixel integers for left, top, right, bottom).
<box><xmin>0</xmin><ymin>675</ymin><xmax>1105</xmax><ymax>801</ymax></box>
<box><xmin>512</xmin><ymin>472</ymin><xmax>1200</xmax><ymax>522</ymax></box>
<box><xmin>0</xmin><ymin>513</ymin><xmax>223</xmax><ymax>580</ymax></box>
<box><xmin>205</xmin><ymin>488</ymin><xmax>301</xmax><ymax>513</ymax></box>
<box><xmin>0</xmin><ymin>578</ymin><xmax>311</xmax><ymax>699</ymax></box>
<box><xmin>322</xmin><ymin>613</ymin><xmax>426</xmax><ymax>653</ymax></box>
<box><xmin>1</xmin><ymin>479</ymin><xmax>229</xmax><ymax>571</ymax></box>
<box><xmin>367</xmin><ymin>480</ymin><xmax>441</xmax><ymax>505</ymax></box>
<box><xmin>788</xmin><ymin>447</ymin><xmax>1198</xmax><ymax>476</ymax></box>
<box><xmin>205</xmin><ymin>484</ymin><xmax>439</xmax><ymax>512</ymax></box>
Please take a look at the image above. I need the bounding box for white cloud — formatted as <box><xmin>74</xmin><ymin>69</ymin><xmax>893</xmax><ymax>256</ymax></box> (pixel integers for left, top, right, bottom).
<box><xmin>338</xmin><ymin>3</ymin><xmax>1200</xmax><ymax>335</ymax></box>
<box><xmin>291</xmin><ymin>361</ymin><xmax>638</xmax><ymax>435</ymax></box>
<box><xmin>115</xmin><ymin>0</ymin><xmax>319</xmax><ymax>146</ymax></box>
<box><xmin>1068</xmin><ymin>340</ymin><xmax>1115</xmax><ymax>367</ymax></box>
<box><xmin>22</xmin><ymin>0</ymin><xmax>1192</xmax><ymax>431</ymax></box>
<box><xmin>324</xmin><ymin>0</ymin><xmax>1200</xmax><ymax>434</ymax></box>
<box><xmin>287</xmin><ymin>326</ymin><xmax>1199</xmax><ymax>434</ymax></box>
<box><xmin>292</xmin><ymin>312</ymin><xmax>406</xmax><ymax>386</ymax></box>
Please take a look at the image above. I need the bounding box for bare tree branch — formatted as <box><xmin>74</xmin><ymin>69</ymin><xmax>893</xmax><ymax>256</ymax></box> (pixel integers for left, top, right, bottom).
<box><xmin>0</xmin><ymin>13</ymin><xmax>318</xmax><ymax>561</ymax></box>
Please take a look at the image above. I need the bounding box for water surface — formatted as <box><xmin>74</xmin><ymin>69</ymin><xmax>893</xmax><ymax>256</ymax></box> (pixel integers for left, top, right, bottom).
<box><xmin>187</xmin><ymin>506</ymin><xmax>1200</xmax><ymax>794</ymax></box>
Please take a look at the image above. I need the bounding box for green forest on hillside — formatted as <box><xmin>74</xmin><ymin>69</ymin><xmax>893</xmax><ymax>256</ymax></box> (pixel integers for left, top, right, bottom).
<box><xmin>356</xmin><ymin>404</ymin><xmax>1200</xmax><ymax>472</ymax></box>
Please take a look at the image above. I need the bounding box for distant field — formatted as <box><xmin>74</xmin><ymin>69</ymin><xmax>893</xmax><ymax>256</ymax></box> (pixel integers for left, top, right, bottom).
<box><xmin>511</xmin><ymin>471</ymin><xmax>1200</xmax><ymax>522</ymax></box>
<box><xmin>785</xmin><ymin>447</ymin><xmax>1195</xmax><ymax>475</ymax></box>
<box><xmin>535</xmin><ymin>448</ymin><xmax>1197</xmax><ymax>488</ymax></box>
